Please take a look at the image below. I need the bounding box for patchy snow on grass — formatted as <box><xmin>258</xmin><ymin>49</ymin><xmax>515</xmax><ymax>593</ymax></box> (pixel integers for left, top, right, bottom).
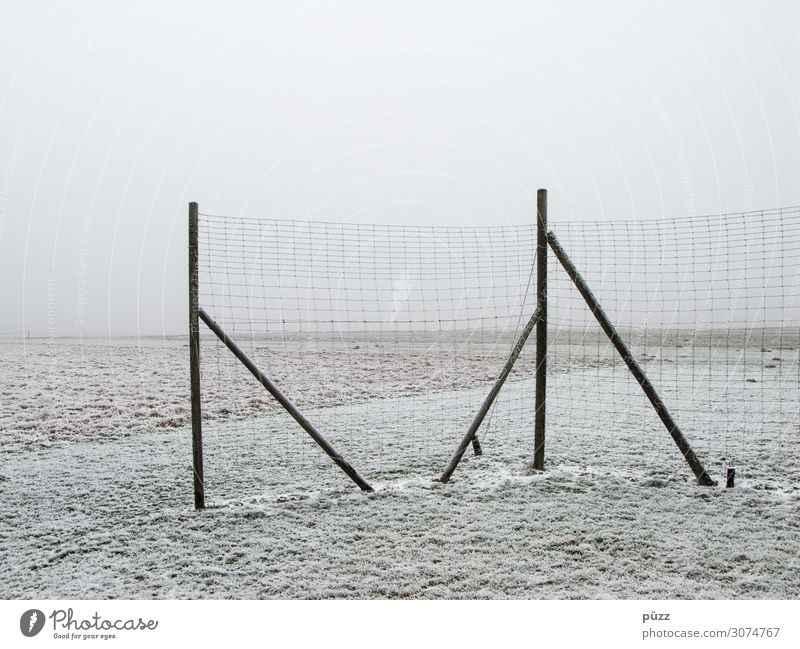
<box><xmin>0</xmin><ymin>337</ymin><xmax>798</xmax><ymax>599</ymax></box>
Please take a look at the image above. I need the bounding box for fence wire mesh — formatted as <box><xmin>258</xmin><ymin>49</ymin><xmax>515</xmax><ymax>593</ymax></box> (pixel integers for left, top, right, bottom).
<box><xmin>195</xmin><ymin>207</ymin><xmax>799</xmax><ymax>501</ymax></box>
<box><xmin>197</xmin><ymin>214</ymin><xmax>539</xmax><ymax>499</ymax></box>
<box><xmin>547</xmin><ymin>207</ymin><xmax>800</xmax><ymax>486</ymax></box>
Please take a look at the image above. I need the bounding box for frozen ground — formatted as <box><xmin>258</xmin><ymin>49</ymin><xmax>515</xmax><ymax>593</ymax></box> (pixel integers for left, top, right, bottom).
<box><xmin>0</xmin><ymin>336</ymin><xmax>798</xmax><ymax>599</ymax></box>
<box><xmin>0</xmin><ymin>335</ymin><xmax>609</xmax><ymax>447</ymax></box>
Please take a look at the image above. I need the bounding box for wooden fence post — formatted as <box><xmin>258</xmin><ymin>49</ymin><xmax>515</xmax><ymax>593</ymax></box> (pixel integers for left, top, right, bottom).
<box><xmin>189</xmin><ymin>202</ymin><xmax>205</xmax><ymax>509</ymax></box>
<box><xmin>534</xmin><ymin>189</ymin><xmax>547</xmax><ymax>470</ymax></box>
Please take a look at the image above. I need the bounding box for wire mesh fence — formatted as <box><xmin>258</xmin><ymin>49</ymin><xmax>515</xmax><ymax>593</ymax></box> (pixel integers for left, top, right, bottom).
<box><xmin>547</xmin><ymin>207</ymin><xmax>800</xmax><ymax>486</ymax></box>
<box><xmin>196</xmin><ymin>214</ymin><xmax>540</xmax><ymax>499</ymax></box>
<box><xmin>193</xmin><ymin>205</ymin><xmax>800</xmax><ymax>501</ymax></box>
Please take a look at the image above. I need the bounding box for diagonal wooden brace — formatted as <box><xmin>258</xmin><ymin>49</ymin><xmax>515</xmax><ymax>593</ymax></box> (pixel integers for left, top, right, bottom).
<box><xmin>547</xmin><ymin>231</ymin><xmax>716</xmax><ymax>486</ymax></box>
<box><xmin>440</xmin><ymin>307</ymin><xmax>542</xmax><ymax>483</ymax></box>
<box><xmin>198</xmin><ymin>307</ymin><xmax>374</xmax><ymax>492</ymax></box>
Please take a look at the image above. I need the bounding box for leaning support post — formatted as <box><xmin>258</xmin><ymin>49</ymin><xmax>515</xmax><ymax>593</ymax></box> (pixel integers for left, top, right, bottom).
<box><xmin>534</xmin><ymin>188</ymin><xmax>547</xmax><ymax>470</ymax></box>
<box><xmin>189</xmin><ymin>202</ymin><xmax>205</xmax><ymax>510</ymax></box>
<box><xmin>547</xmin><ymin>232</ymin><xmax>717</xmax><ymax>486</ymax></box>
<box><xmin>440</xmin><ymin>307</ymin><xmax>541</xmax><ymax>483</ymax></box>
<box><xmin>197</xmin><ymin>307</ymin><xmax>374</xmax><ymax>492</ymax></box>
<box><xmin>471</xmin><ymin>436</ymin><xmax>483</xmax><ymax>456</ymax></box>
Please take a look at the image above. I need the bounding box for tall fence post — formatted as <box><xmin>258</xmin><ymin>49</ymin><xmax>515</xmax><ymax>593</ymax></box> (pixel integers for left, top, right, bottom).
<box><xmin>189</xmin><ymin>202</ymin><xmax>205</xmax><ymax>510</ymax></box>
<box><xmin>534</xmin><ymin>189</ymin><xmax>547</xmax><ymax>470</ymax></box>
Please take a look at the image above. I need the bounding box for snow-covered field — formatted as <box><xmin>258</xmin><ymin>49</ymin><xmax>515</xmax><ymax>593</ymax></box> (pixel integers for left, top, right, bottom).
<box><xmin>1</xmin><ymin>336</ymin><xmax>798</xmax><ymax>599</ymax></box>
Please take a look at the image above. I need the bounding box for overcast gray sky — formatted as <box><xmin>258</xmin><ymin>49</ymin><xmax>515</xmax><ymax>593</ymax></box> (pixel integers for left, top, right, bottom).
<box><xmin>0</xmin><ymin>0</ymin><xmax>797</xmax><ymax>337</ymax></box>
